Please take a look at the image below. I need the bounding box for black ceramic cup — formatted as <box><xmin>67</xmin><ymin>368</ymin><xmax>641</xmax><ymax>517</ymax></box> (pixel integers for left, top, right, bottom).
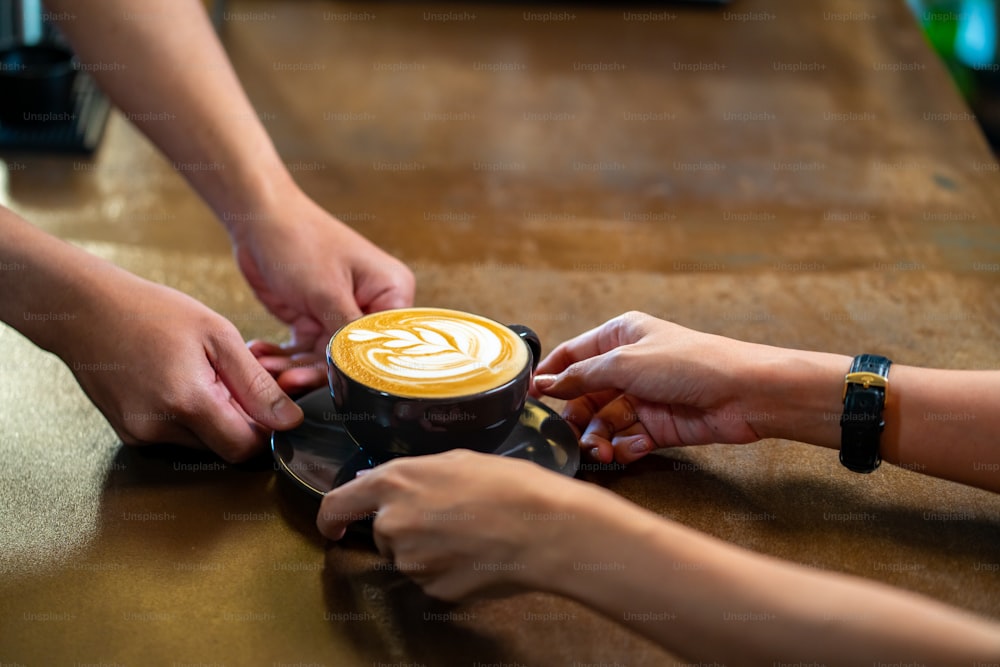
<box><xmin>0</xmin><ymin>45</ymin><xmax>78</xmax><ymax>126</ymax></box>
<box><xmin>326</xmin><ymin>309</ymin><xmax>541</xmax><ymax>465</ymax></box>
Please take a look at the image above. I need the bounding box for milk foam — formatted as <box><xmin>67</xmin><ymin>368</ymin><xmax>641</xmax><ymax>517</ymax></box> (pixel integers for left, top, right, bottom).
<box><xmin>331</xmin><ymin>309</ymin><xmax>527</xmax><ymax>398</ymax></box>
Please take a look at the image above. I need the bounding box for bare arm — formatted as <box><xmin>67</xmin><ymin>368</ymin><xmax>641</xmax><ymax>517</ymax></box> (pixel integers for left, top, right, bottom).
<box><xmin>0</xmin><ymin>205</ymin><xmax>302</xmax><ymax>459</ymax></box>
<box><xmin>753</xmin><ymin>351</ymin><xmax>1000</xmax><ymax>492</ymax></box>
<box><xmin>42</xmin><ymin>0</ymin><xmax>414</xmax><ymax>377</ymax></box>
<box><xmin>44</xmin><ymin>0</ymin><xmax>290</xmax><ymax>221</ymax></box>
<box><xmin>317</xmin><ymin>451</ymin><xmax>1000</xmax><ymax>666</ymax></box>
<box><xmin>534</xmin><ymin>312</ymin><xmax>1000</xmax><ymax>492</ymax></box>
<box><xmin>547</xmin><ymin>477</ymin><xmax>1000</xmax><ymax>666</ymax></box>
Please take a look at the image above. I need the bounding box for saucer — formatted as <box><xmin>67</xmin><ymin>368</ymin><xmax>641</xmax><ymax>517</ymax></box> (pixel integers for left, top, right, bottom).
<box><xmin>271</xmin><ymin>389</ymin><xmax>580</xmax><ymax>499</ymax></box>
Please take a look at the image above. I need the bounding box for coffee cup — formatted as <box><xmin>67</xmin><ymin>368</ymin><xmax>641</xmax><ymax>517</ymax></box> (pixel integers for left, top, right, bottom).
<box><xmin>326</xmin><ymin>307</ymin><xmax>541</xmax><ymax>464</ymax></box>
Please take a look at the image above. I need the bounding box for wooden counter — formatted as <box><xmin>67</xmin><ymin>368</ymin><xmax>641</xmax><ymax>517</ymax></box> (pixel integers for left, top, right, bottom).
<box><xmin>2</xmin><ymin>0</ymin><xmax>999</xmax><ymax>665</ymax></box>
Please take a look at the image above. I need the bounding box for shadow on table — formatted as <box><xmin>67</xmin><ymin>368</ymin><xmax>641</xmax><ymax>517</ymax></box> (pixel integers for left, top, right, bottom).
<box><xmin>89</xmin><ymin>439</ymin><xmax>1000</xmax><ymax>658</ymax></box>
<box><xmin>94</xmin><ymin>444</ymin><xmax>288</xmax><ymax>556</ymax></box>
<box><xmin>579</xmin><ymin>449</ymin><xmax>1000</xmax><ymax>615</ymax></box>
<box><xmin>318</xmin><ymin>533</ymin><xmax>515</xmax><ymax>666</ymax></box>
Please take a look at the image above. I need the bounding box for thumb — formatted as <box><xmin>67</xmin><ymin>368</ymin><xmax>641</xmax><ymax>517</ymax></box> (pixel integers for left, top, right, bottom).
<box><xmin>532</xmin><ymin>355</ymin><xmax>625</xmax><ymax>400</ymax></box>
<box><xmin>212</xmin><ymin>334</ymin><xmax>304</xmax><ymax>430</ymax></box>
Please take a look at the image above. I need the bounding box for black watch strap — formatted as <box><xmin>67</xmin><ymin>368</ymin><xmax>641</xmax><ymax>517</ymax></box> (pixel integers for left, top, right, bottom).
<box><xmin>840</xmin><ymin>354</ymin><xmax>892</xmax><ymax>473</ymax></box>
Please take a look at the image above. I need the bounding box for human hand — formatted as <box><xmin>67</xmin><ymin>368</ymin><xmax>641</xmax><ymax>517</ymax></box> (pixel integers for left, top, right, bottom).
<box><xmin>316</xmin><ymin>450</ymin><xmax>589</xmax><ymax>601</ymax></box>
<box><xmin>230</xmin><ymin>191</ymin><xmax>414</xmax><ymax>389</ymax></box>
<box><xmin>532</xmin><ymin>311</ymin><xmax>766</xmax><ymax>465</ymax></box>
<box><xmin>246</xmin><ymin>340</ymin><xmax>325</xmax><ymax>396</ymax></box>
<box><xmin>56</xmin><ymin>267</ymin><xmax>304</xmax><ymax>462</ymax></box>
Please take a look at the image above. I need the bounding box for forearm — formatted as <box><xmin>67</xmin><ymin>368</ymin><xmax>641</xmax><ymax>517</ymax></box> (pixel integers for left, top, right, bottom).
<box><xmin>540</xmin><ymin>492</ymin><xmax>1000</xmax><ymax>665</ymax></box>
<box><xmin>44</xmin><ymin>0</ymin><xmax>295</xmax><ymax>226</ymax></box>
<box><xmin>746</xmin><ymin>345</ymin><xmax>1000</xmax><ymax>492</ymax></box>
<box><xmin>880</xmin><ymin>365</ymin><xmax>1000</xmax><ymax>491</ymax></box>
<box><xmin>0</xmin><ymin>207</ymin><xmax>109</xmax><ymax>352</ymax></box>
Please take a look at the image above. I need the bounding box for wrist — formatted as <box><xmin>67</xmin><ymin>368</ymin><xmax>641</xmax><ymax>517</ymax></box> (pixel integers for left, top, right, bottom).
<box><xmin>525</xmin><ymin>482</ymin><xmax>656</xmax><ymax>597</ymax></box>
<box><xmin>517</xmin><ymin>482</ymin><xmax>605</xmax><ymax>594</ymax></box>
<box><xmin>211</xmin><ymin>160</ymin><xmax>302</xmax><ymax>240</ymax></box>
<box><xmin>741</xmin><ymin>345</ymin><xmax>852</xmax><ymax>449</ymax></box>
<box><xmin>1</xmin><ymin>212</ymin><xmax>107</xmax><ymax>354</ymax></box>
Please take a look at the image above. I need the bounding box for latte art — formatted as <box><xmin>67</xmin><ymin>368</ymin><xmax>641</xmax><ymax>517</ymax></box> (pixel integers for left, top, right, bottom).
<box><xmin>348</xmin><ymin>321</ymin><xmax>502</xmax><ymax>380</ymax></box>
<box><xmin>330</xmin><ymin>308</ymin><xmax>528</xmax><ymax>398</ymax></box>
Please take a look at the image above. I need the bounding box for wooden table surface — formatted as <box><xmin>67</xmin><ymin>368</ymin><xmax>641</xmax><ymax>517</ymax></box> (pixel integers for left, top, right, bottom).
<box><xmin>2</xmin><ymin>0</ymin><xmax>999</xmax><ymax>665</ymax></box>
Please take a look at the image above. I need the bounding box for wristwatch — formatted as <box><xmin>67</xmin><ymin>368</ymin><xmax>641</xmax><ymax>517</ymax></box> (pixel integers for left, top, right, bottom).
<box><xmin>840</xmin><ymin>354</ymin><xmax>892</xmax><ymax>473</ymax></box>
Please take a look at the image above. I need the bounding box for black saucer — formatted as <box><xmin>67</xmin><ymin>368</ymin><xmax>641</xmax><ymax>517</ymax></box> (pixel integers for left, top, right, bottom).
<box><xmin>272</xmin><ymin>388</ymin><xmax>580</xmax><ymax>498</ymax></box>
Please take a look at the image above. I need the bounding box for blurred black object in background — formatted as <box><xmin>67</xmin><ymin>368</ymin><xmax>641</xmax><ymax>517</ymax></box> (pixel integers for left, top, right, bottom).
<box><xmin>0</xmin><ymin>44</ymin><xmax>77</xmax><ymax>126</ymax></box>
<box><xmin>0</xmin><ymin>0</ymin><xmax>109</xmax><ymax>154</ymax></box>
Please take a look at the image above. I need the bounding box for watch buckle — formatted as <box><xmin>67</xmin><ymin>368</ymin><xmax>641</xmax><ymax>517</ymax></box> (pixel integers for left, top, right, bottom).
<box><xmin>842</xmin><ymin>371</ymin><xmax>888</xmax><ymax>401</ymax></box>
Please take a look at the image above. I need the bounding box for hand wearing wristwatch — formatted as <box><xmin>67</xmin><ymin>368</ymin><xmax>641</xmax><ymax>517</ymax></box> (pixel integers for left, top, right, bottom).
<box><xmin>840</xmin><ymin>354</ymin><xmax>892</xmax><ymax>473</ymax></box>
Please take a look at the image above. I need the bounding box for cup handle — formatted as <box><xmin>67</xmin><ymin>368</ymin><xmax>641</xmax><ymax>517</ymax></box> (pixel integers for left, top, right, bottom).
<box><xmin>507</xmin><ymin>325</ymin><xmax>541</xmax><ymax>372</ymax></box>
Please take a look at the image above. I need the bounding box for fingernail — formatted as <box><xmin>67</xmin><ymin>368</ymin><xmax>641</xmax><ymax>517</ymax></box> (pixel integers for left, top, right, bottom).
<box><xmin>272</xmin><ymin>395</ymin><xmax>303</xmax><ymax>424</ymax></box>
<box><xmin>589</xmin><ymin>447</ymin><xmax>600</xmax><ymax>460</ymax></box>
<box><xmin>355</xmin><ymin>469</ymin><xmax>372</xmax><ymax>477</ymax></box>
<box><xmin>629</xmin><ymin>438</ymin><xmax>650</xmax><ymax>455</ymax></box>
<box><xmin>533</xmin><ymin>374</ymin><xmax>557</xmax><ymax>390</ymax></box>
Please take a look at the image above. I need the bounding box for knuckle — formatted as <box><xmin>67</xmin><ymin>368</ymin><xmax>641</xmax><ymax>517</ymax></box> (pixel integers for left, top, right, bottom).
<box><xmin>246</xmin><ymin>365</ymin><xmax>279</xmax><ymax>401</ymax></box>
<box><xmin>620</xmin><ymin>310</ymin><xmax>653</xmax><ymax>333</ymax></box>
<box><xmin>601</xmin><ymin>347</ymin><xmax>627</xmax><ymax>369</ymax></box>
<box><xmin>159</xmin><ymin>383</ymin><xmax>196</xmax><ymax>419</ymax></box>
<box><xmin>371</xmin><ymin>509</ymin><xmax>403</xmax><ymax>542</ymax></box>
<box><xmin>394</xmin><ymin>264</ymin><xmax>416</xmax><ymax>290</ymax></box>
<box><xmin>439</xmin><ymin>449</ymin><xmax>472</xmax><ymax>464</ymax></box>
<box><xmin>368</xmin><ymin>466</ymin><xmax>411</xmax><ymax>496</ymax></box>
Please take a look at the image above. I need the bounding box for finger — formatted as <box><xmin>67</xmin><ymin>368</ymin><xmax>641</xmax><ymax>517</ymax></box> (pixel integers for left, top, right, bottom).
<box><xmin>579</xmin><ymin>395</ymin><xmax>655</xmax><ymax>465</ymax></box>
<box><xmin>312</xmin><ymin>285</ymin><xmax>364</xmax><ymax>337</ymax></box>
<box><xmin>316</xmin><ymin>471</ymin><xmax>385</xmax><ymax>540</ymax></box>
<box><xmin>582</xmin><ymin>435</ymin><xmax>614</xmax><ymax>464</ymax></box>
<box><xmin>185</xmin><ymin>389</ymin><xmax>268</xmax><ymax>463</ymax></box>
<box><xmin>610</xmin><ymin>427</ymin><xmax>655</xmax><ymax>465</ymax></box>
<box><xmin>538</xmin><ymin>311</ymin><xmax>655</xmax><ymax>377</ymax></box>
<box><xmin>370</xmin><ymin>523</ymin><xmax>396</xmax><ymax>564</ymax></box>
<box><xmin>288</xmin><ymin>314</ymin><xmax>327</xmax><ymax>354</ymax></box>
<box><xmin>254</xmin><ymin>351</ymin><xmax>324</xmax><ymax>376</ymax></box>
<box><xmin>246</xmin><ymin>339</ymin><xmax>284</xmax><ymax>358</ymax></box>
<box><xmin>275</xmin><ymin>365</ymin><xmax>327</xmax><ymax>395</ymax></box>
<box><xmin>288</xmin><ymin>351</ymin><xmax>325</xmax><ymax>368</ymax></box>
<box><xmin>559</xmin><ymin>389</ymin><xmax>621</xmax><ymax>435</ymax></box>
<box><xmin>207</xmin><ymin>329</ymin><xmax>304</xmax><ymax>432</ymax></box>
<box><xmin>535</xmin><ymin>320</ymin><xmax>615</xmax><ymax>377</ymax></box>
<box><xmin>356</xmin><ymin>262</ymin><xmax>416</xmax><ymax>314</ymax></box>
<box><xmin>255</xmin><ymin>354</ymin><xmax>294</xmax><ymax>375</ymax></box>
<box><xmin>161</xmin><ymin>425</ymin><xmax>206</xmax><ymax>450</ymax></box>
<box><xmin>361</xmin><ymin>281</ymin><xmax>414</xmax><ymax>314</ymax></box>
<box><xmin>533</xmin><ymin>351</ymin><xmax>632</xmax><ymax>402</ymax></box>
<box><xmin>581</xmin><ymin>394</ymin><xmax>641</xmax><ymax>440</ymax></box>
